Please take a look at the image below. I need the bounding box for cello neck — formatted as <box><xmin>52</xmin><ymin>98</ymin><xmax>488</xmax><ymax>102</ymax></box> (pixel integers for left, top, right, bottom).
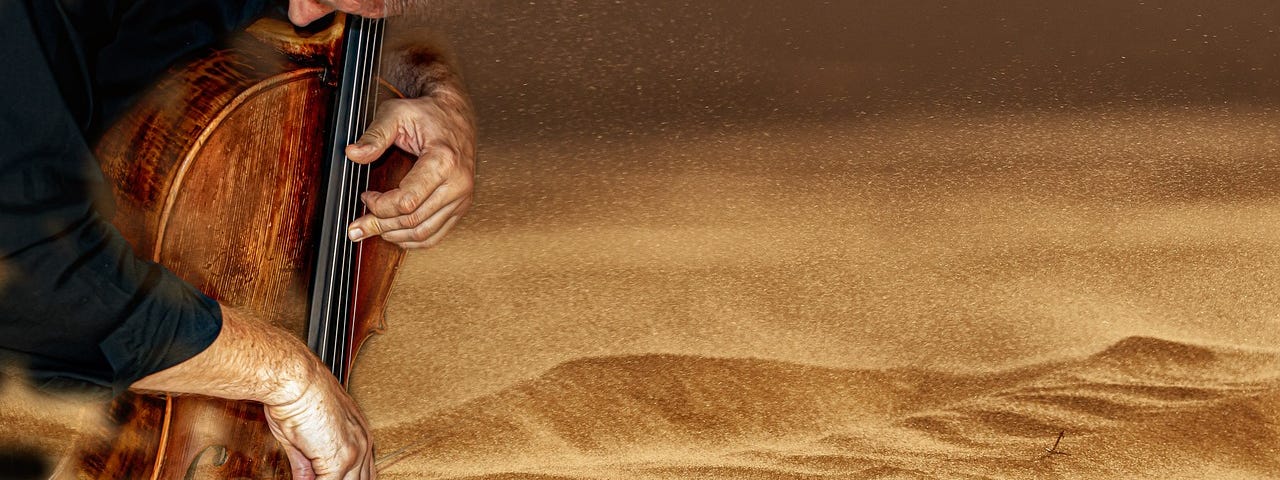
<box><xmin>306</xmin><ymin>14</ymin><xmax>386</xmax><ymax>383</ymax></box>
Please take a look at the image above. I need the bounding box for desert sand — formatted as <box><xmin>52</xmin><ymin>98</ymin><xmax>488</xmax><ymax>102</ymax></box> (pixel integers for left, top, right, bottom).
<box><xmin>6</xmin><ymin>1</ymin><xmax>1280</xmax><ymax>478</ymax></box>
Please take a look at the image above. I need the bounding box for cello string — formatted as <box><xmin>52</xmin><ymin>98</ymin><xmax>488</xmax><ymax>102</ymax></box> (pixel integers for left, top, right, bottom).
<box><xmin>341</xmin><ymin>16</ymin><xmax>369</xmax><ymax>380</ymax></box>
<box><xmin>327</xmin><ymin>15</ymin><xmax>363</xmax><ymax>376</ymax></box>
<box><xmin>325</xmin><ymin>16</ymin><xmax>355</xmax><ymax>371</ymax></box>
<box><xmin>328</xmin><ymin>16</ymin><xmax>363</xmax><ymax>371</ymax></box>
<box><xmin>338</xmin><ymin>15</ymin><xmax>377</xmax><ymax>381</ymax></box>
<box><xmin>350</xmin><ymin>17</ymin><xmax>385</xmax><ymax>372</ymax></box>
<box><xmin>351</xmin><ymin>17</ymin><xmax>385</xmax><ymax>379</ymax></box>
<box><xmin>350</xmin><ymin>16</ymin><xmax>377</xmax><ymax>379</ymax></box>
<box><xmin>353</xmin><ymin>17</ymin><xmax>383</xmax><ymax>375</ymax></box>
<box><xmin>335</xmin><ymin>16</ymin><xmax>366</xmax><ymax>379</ymax></box>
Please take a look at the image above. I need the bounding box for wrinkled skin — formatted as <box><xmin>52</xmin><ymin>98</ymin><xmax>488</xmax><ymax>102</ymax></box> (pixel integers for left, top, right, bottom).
<box><xmin>134</xmin><ymin>2</ymin><xmax>474</xmax><ymax>479</ymax></box>
<box><xmin>285</xmin><ymin>1</ymin><xmax>476</xmax><ymax>478</ymax></box>
<box><xmin>292</xmin><ymin>0</ymin><xmax>476</xmax><ymax>250</ymax></box>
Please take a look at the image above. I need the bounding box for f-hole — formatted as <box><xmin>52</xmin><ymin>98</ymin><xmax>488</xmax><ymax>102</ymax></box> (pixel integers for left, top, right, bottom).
<box><xmin>182</xmin><ymin>444</ymin><xmax>229</xmax><ymax>480</ymax></box>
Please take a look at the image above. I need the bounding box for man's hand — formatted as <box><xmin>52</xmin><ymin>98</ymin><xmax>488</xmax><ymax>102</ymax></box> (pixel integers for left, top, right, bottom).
<box><xmin>287</xmin><ymin>0</ymin><xmax>420</xmax><ymax>27</ymax></box>
<box><xmin>285</xmin><ymin>0</ymin><xmax>478</xmax><ymax>251</ymax></box>
<box><xmin>288</xmin><ymin>0</ymin><xmax>389</xmax><ymax>27</ymax></box>
<box><xmin>344</xmin><ymin>91</ymin><xmax>476</xmax><ymax>250</ymax></box>
<box><xmin>266</xmin><ymin>365</ymin><xmax>374</xmax><ymax>480</ymax></box>
<box><xmin>131</xmin><ymin>308</ymin><xmax>375</xmax><ymax>480</ymax></box>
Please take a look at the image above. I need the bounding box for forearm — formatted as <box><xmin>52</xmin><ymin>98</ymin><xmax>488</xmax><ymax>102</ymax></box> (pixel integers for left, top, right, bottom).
<box><xmin>132</xmin><ymin>306</ymin><xmax>373</xmax><ymax>477</ymax></box>
<box><xmin>130</xmin><ymin>307</ymin><xmax>321</xmax><ymax>407</ymax></box>
<box><xmin>381</xmin><ymin>34</ymin><xmax>476</xmax><ymax>155</ymax></box>
<box><xmin>381</xmin><ymin>31</ymin><xmax>467</xmax><ymax>100</ymax></box>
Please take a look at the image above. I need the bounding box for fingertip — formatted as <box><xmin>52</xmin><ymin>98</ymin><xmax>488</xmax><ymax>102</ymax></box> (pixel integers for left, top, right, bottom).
<box><xmin>345</xmin><ymin>144</ymin><xmax>374</xmax><ymax>164</ymax></box>
<box><xmin>282</xmin><ymin>444</ymin><xmax>315</xmax><ymax>480</ymax></box>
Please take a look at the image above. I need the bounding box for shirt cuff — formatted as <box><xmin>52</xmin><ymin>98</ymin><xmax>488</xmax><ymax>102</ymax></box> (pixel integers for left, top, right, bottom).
<box><xmin>97</xmin><ymin>266</ymin><xmax>222</xmax><ymax>398</ymax></box>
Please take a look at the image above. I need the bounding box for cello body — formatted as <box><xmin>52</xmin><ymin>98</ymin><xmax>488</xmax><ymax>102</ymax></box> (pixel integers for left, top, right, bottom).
<box><xmin>64</xmin><ymin>15</ymin><xmax>411</xmax><ymax>479</ymax></box>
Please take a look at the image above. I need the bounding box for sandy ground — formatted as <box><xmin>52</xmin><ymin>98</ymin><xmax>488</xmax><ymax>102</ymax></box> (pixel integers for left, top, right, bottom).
<box><xmin>6</xmin><ymin>1</ymin><xmax>1280</xmax><ymax>478</ymax></box>
<box><xmin>5</xmin><ymin>109</ymin><xmax>1280</xmax><ymax>478</ymax></box>
<box><xmin>349</xmin><ymin>110</ymin><xmax>1280</xmax><ymax>479</ymax></box>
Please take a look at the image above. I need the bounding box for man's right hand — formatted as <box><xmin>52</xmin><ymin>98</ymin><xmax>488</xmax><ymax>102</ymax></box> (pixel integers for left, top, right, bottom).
<box><xmin>265</xmin><ymin>363</ymin><xmax>374</xmax><ymax>480</ymax></box>
<box><xmin>130</xmin><ymin>307</ymin><xmax>375</xmax><ymax>479</ymax></box>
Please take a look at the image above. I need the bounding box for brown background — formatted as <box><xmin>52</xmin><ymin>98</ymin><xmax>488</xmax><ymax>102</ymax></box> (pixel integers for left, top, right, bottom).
<box><xmin>365</xmin><ymin>0</ymin><xmax>1280</xmax><ymax>403</ymax></box>
<box><xmin>350</xmin><ymin>1</ymin><xmax>1280</xmax><ymax>477</ymax></box>
<box><xmin>4</xmin><ymin>1</ymin><xmax>1280</xmax><ymax>478</ymax></box>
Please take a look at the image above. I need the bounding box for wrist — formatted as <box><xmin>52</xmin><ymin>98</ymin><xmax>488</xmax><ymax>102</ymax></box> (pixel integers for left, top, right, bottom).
<box><xmin>260</xmin><ymin>342</ymin><xmax>327</xmax><ymax>407</ymax></box>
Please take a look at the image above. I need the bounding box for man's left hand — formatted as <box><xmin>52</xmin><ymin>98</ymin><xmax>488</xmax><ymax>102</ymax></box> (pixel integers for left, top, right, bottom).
<box><xmin>344</xmin><ymin>92</ymin><xmax>475</xmax><ymax>249</ymax></box>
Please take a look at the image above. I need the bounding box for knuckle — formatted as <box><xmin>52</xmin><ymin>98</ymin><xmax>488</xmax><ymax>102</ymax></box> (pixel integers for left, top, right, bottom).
<box><xmin>397</xmin><ymin>193</ymin><xmax>421</xmax><ymax>214</ymax></box>
<box><xmin>402</xmin><ymin>211</ymin><xmax>428</xmax><ymax>229</ymax></box>
<box><xmin>370</xmin><ymin>194</ymin><xmax>395</xmax><ymax>212</ymax></box>
<box><xmin>411</xmin><ymin>226</ymin><xmax>433</xmax><ymax>242</ymax></box>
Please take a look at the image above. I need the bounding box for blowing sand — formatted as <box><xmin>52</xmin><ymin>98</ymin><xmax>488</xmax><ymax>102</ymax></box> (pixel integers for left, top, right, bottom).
<box><xmin>4</xmin><ymin>109</ymin><xmax>1280</xmax><ymax>478</ymax></box>
<box><xmin>7</xmin><ymin>1</ymin><xmax>1280</xmax><ymax>477</ymax></box>
<box><xmin>351</xmin><ymin>110</ymin><xmax>1280</xmax><ymax>479</ymax></box>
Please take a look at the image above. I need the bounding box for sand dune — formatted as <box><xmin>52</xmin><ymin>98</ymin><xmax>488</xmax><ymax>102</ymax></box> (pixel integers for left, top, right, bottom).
<box><xmin>7</xmin><ymin>2</ymin><xmax>1280</xmax><ymax>477</ymax></box>
<box><xmin>369</xmin><ymin>336</ymin><xmax>1280</xmax><ymax>479</ymax></box>
<box><xmin>5</xmin><ymin>109</ymin><xmax>1280</xmax><ymax>478</ymax></box>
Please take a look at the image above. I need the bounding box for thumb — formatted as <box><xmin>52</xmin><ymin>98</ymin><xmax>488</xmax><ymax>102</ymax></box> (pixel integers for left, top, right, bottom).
<box><xmin>346</xmin><ymin>118</ymin><xmax>396</xmax><ymax>165</ymax></box>
<box><xmin>265</xmin><ymin>411</ymin><xmax>318</xmax><ymax>480</ymax></box>
<box><xmin>282</xmin><ymin>442</ymin><xmax>317</xmax><ymax>480</ymax></box>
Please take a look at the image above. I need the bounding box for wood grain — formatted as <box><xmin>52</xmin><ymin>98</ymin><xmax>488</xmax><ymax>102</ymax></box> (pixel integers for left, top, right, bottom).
<box><xmin>70</xmin><ymin>15</ymin><xmax>409</xmax><ymax>479</ymax></box>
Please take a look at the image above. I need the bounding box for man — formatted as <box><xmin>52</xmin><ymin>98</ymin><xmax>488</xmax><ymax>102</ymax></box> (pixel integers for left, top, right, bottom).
<box><xmin>0</xmin><ymin>0</ymin><xmax>475</xmax><ymax>479</ymax></box>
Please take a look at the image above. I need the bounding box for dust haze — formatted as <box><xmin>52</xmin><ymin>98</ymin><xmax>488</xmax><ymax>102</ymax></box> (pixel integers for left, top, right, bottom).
<box><xmin>361</xmin><ymin>1</ymin><xmax>1280</xmax><ymax>476</ymax></box>
<box><xmin>5</xmin><ymin>1</ymin><xmax>1280</xmax><ymax>478</ymax></box>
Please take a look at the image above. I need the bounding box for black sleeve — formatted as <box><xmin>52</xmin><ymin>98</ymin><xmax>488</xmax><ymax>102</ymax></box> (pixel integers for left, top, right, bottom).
<box><xmin>0</xmin><ymin>2</ymin><xmax>222</xmax><ymax>398</ymax></box>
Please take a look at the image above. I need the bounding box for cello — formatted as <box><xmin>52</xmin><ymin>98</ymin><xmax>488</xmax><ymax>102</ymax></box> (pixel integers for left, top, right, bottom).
<box><xmin>60</xmin><ymin>11</ymin><xmax>413</xmax><ymax>479</ymax></box>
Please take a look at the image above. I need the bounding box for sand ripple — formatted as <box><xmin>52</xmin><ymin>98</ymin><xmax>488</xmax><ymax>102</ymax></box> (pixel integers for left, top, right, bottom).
<box><xmin>372</xmin><ymin>336</ymin><xmax>1279</xmax><ymax>479</ymax></box>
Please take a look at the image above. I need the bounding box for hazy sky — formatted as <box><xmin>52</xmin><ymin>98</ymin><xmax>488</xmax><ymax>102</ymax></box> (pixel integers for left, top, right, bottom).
<box><xmin>414</xmin><ymin>1</ymin><xmax>1280</xmax><ymax>138</ymax></box>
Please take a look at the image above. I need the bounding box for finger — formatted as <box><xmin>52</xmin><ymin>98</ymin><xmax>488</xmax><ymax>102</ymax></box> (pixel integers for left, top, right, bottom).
<box><xmin>378</xmin><ymin>197</ymin><xmax>465</xmax><ymax>244</ymax></box>
<box><xmin>366</xmin><ymin>446</ymin><xmax>377</xmax><ymax>480</ymax></box>
<box><xmin>347</xmin><ymin>187</ymin><xmax>463</xmax><ymax>243</ymax></box>
<box><xmin>282</xmin><ymin>443</ymin><xmax>317</xmax><ymax>480</ymax></box>
<box><xmin>395</xmin><ymin>214</ymin><xmax>462</xmax><ymax>250</ymax></box>
<box><xmin>346</xmin><ymin>108</ymin><xmax>402</xmax><ymax>165</ymax></box>
<box><xmin>329</xmin><ymin>443</ymin><xmax>363</xmax><ymax>480</ymax></box>
<box><xmin>289</xmin><ymin>0</ymin><xmax>335</xmax><ymax>26</ymax></box>
<box><xmin>358</xmin><ymin>191</ymin><xmax>390</xmax><ymax>217</ymax></box>
<box><xmin>327</xmin><ymin>0</ymin><xmax>389</xmax><ymax>19</ymax></box>
<box><xmin>365</xmin><ymin>152</ymin><xmax>456</xmax><ymax>217</ymax></box>
<box><xmin>339</xmin><ymin>450</ymin><xmax>368</xmax><ymax>480</ymax></box>
<box><xmin>347</xmin><ymin>154</ymin><xmax>470</xmax><ymax>241</ymax></box>
<box><xmin>346</xmin><ymin>187</ymin><xmax>445</xmax><ymax>242</ymax></box>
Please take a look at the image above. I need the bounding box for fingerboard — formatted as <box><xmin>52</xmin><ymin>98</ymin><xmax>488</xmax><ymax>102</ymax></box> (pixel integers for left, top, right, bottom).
<box><xmin>306</xmin><ymin>15</ymin><xmax>386</xmax><ymax>385</ymax></box>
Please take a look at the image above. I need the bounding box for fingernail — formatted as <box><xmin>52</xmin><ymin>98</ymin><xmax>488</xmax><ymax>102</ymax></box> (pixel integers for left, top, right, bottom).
<box><xmin>348</xmin><ymin>228</ymin><xmax>364</xmax><ymax>242</ymax></box>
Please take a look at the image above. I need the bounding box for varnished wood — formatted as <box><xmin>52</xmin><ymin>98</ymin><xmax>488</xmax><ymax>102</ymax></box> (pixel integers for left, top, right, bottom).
<box><xmin>68</xmin><ymin>14</ymin><xmax>411</xmax><ymax>479</ymax></box>
<box><xmin>246</xmin><ymin>16</ymin><xmax>346</xmax><ymax>69</ymax></box>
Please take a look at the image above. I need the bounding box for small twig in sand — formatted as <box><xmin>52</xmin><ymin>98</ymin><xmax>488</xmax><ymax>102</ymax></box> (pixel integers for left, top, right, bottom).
<box><xmin>1041</xmin><ymin>430</ymin><xmax>1070</xmax><ymax>458</ymax></box>
<box><xmin>374</xmin><ymin>433</ymin><xmax>442</xmax><ymax>472</ymax></box>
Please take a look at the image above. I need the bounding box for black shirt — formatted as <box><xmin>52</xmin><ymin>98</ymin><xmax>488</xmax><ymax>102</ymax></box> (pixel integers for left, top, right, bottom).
<box><xmin>0</xmin><ymin>0</ymin><xmax>270</xmax><ymax>397</ymax></box>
